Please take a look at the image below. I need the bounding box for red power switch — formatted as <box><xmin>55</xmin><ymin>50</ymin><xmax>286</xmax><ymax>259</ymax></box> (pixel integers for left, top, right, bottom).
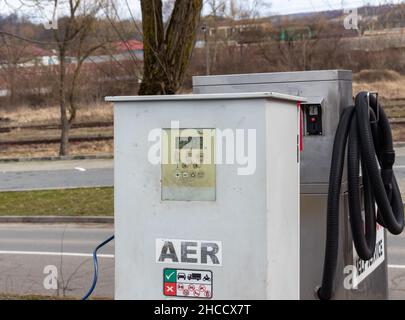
<box><xmin>304</xmin><ymin>104</ymin><xmax>323</xmax><ymax>135</ymax></box>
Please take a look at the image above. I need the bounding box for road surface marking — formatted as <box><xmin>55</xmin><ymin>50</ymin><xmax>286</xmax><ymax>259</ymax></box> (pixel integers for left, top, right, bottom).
<box><xmin>74</xmin><ymin>167</ymin><xmax>87</xmax><ymax>172</ymax></box>
<box><xmin>388</xmin><ymin>264</ymin><xmax>405</xmax><ymax>269</ymax></box>
<box><xmin>0</xmin><ymin>250</ymin><xmax>114</xmax><ymax>259</ymax></box>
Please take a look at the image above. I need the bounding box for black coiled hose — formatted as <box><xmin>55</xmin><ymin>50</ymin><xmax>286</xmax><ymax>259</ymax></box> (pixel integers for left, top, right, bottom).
<box><xmin>317</xmin><ymin>92</ymin><xmax>404</xmax><ymax>300</ymax></box>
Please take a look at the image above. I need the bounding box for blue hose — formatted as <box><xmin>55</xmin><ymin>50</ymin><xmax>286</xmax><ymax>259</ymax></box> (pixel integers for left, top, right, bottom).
<box><xmin>82</xmin><ymin>235</ymin><xmax>115</xmax><ymax>300</ymax></box>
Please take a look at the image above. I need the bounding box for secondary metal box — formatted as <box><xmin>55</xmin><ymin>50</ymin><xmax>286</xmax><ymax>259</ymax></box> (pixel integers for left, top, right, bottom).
<box><xmin>107</xmin><ymin>92</ymin><xmax>302</xmax><ymax>299</ymax></box>
<box><xmin>193</xmin><ymin>70</ymin><xmax>388</xmax><ymax>300</ymax></box>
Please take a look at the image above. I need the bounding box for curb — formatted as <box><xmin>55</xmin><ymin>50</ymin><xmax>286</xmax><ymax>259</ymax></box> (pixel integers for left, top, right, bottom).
<box><xmin>0</xmin><ymin>216</ymin><xmax>114</xmax><ymax>224</ymax></box>
<box><xmin>0</xmin><ymin>154</ymin><xmax>113</xmax><ymax>163</ymax></box>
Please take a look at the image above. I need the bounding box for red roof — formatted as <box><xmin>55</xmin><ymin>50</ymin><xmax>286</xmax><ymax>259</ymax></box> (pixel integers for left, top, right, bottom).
<box><xmin>29</xmin><ymin>46</ymin><xmax>54</xmax><ymax>57</ymax></box>
<box><xmin>115</xmin><ymin>40</ymin><xmax>143</xmax><ymax>52</ymax></box>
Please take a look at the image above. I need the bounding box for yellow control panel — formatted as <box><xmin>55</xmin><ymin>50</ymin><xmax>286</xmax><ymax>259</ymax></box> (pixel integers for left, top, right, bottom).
<box><xmin>161</xmin><ymin>128</ymin><xmax>216</xmax><ymax>201</ymax></box>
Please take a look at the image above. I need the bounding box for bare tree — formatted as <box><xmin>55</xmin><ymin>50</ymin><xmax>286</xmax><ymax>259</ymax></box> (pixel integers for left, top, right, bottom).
<box><xmin>197</xmin><ymin>0</ymin><xmax>270</xmax><ymax>75</ymax></box>
<box><xmin>139</xmin><ymin>0</ymin><xmax>203</xmax><ymax>95</ymax></box>
<box><xmin>0</xmin><ymin>36</ymin><xmax>28</xmax><ymax>106</ymax></box>
<box><xmin>259</xmin><ymin>16</ymin><xmax>343</xmax><ymax>71</ymax></box>
<box><xmin>202</xmin><ymin>0</ymin><xmax>227</xmax><ymax>74</ymax></box>
<box><xmin>0</xmin><ymin>16</ymin><xmax>42</xmax><ymax>107</ymax></box>
<box><xmin>50</xmin><ymin>0</ymin><xmax>110</xmax><ymax>155</ymax></box>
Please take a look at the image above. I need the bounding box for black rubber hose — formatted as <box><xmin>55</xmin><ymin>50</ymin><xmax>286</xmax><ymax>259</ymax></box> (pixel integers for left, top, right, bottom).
<box><xmin>317</xmin><ymin>106</ymin><xmax>354</xmax><ymax>301</ymax></box>
<box><xmin>317</xmin><ymin>92</ymin><xmax>404</xmax><ymax>300</ymax></box>
<box><xmin>347</xmin><ymin>111</ymin><xmax>376</xmax><ymax>261</ymax></box>
<box><xmin>355</xmin><ymin>93</ymin><xmax>404</xmax><ymax>235</ymax></box>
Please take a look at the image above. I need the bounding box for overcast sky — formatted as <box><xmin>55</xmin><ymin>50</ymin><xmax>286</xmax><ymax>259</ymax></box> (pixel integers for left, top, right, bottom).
<box><xmin>125</xmin><ymin>0</ymin><xmax>403</xmax><ymax>18</ymax></box>
<box><xmin>269</xmin><ymin>0</ymin><xmax>399</xmax><ymax>14</ymax></box>
<box><xmin>0</xmin><ymin>0</ymin><xmax>403</xmax><ymax>22</ymax></box>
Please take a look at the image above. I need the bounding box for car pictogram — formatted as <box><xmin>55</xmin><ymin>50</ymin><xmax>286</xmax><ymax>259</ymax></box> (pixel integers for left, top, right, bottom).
<box><xmin>177</xmin><ymin>273</ymin><xmax>186</xmax><ymax>280</ymax></box>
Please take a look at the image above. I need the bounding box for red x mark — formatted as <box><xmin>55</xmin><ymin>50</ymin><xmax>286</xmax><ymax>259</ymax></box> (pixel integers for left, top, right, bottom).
<box><xmin>164</xmin><ymin>283</ymin><xmax>176</xmax><ymax>296</ymax></box>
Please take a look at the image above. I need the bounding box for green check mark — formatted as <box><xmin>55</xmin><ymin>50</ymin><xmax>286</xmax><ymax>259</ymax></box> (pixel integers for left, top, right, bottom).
<box><xmin>164</xmin><ymin>269</ymin><xmax>176</xmax><ymax>282</ymax></box>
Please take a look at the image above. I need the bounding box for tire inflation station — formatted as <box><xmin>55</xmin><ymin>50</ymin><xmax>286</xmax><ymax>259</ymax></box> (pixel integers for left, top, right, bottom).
<box><xmin>106</xmin><ymin>70</ymin><xmax>404</xmax><ymax>300</ymax></box>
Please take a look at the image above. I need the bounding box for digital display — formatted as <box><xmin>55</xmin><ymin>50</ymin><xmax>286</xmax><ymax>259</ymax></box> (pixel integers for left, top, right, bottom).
<box><xmin>176</xmin><ymin>137</ymin><xmax>203</xmax><ymax>150</ymax></box>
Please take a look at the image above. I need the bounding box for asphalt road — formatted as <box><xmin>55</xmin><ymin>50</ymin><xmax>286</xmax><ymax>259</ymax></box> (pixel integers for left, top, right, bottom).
<box><xmin>387</xmin><ymin>231</ymin><xmax>405</xmax><ymax>300</ymax></box>
<box><xmin>0</xmin><ymin>224</ymin><xmax>114</xmax><ymax>299</ymax></box>
<box><xmin>0</xmin><ymin>159</ymin><xmax>113</xmax><ymax>191</ymax></box>
<box><xmin>0</xmin><ymin>223</ymin><xmax>403</xmax><ymax>300</ymax></box>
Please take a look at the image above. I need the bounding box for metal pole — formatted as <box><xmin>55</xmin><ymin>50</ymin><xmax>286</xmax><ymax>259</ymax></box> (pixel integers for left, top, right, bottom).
<box><xmin>203</xmin><ymin>24</ymin><xmax>210</xmax><ymax>75</ymax></box>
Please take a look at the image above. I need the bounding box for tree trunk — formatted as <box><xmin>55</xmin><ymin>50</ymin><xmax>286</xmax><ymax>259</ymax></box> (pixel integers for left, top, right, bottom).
<box><xmin>58</xmin><ymin>50</ymin><xmax>70</xmax><ymax>156</ymax></box>
<box><xmin>139</xmin><ymin>0</ymin><xmax>203</xmax><ymax>95</ymax></box>
<box><xmin>9</xmin><ymin>66</ymin><xmax>16</xmax><ymax>106</ymax></box>
<box><xmin>60</xmin><ymin>111</ymin><xmax>70</xmax><ymax>156</ymax></box>
<box><xmin>139</xmin><ymin>0</ymin><xmax>165</xmax><ymax>95</ymax></box>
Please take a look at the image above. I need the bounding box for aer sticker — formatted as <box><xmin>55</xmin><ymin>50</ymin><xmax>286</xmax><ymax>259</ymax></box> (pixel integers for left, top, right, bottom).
<box><xmin>352</xmin><ymin>223</ymin><xmax>385</xmax><ymax>287</ymax></box>
<box><xmin>156</xmin><ymin>238</ymin><xmax>222</xmax><ymax>266</ymax></box>
<box><xmin>163</xmin><ymin>268</ymin><xmax>213</xmax><ymax>299</ymax></box>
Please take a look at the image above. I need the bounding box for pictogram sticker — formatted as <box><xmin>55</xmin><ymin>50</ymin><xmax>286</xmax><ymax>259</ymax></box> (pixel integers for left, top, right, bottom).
<box><xmin>163</xmin><ymin>268</ymin><xmax>213</xmax><ymax>299</ymax></box>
